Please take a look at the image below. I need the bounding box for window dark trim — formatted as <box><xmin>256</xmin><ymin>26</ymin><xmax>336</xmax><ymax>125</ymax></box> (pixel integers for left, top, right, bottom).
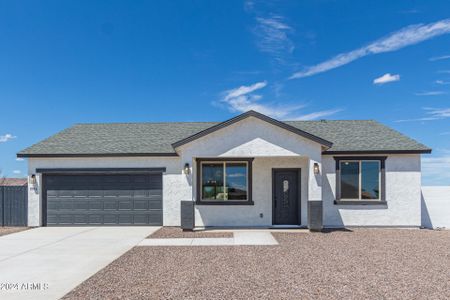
<box><xmin>195</xmin><ymin>157</ymin><xmax>254</xmax><ymax>205</ymax></box>
<box><xmin>334</xmin><ymin>156</ymin><xmax>386</xmax><ymax>205</ymax></box>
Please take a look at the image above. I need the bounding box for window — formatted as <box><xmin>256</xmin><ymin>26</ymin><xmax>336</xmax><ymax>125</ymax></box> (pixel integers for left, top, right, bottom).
<box><xmin>196</xmin><ymin>158</ymin><xmax>253</xmax><ymax>205</ymax></box>
<box><xmin>335</xmin><ymin>157</ymin><xmax>386</xmax><ymax>204</ymax></box>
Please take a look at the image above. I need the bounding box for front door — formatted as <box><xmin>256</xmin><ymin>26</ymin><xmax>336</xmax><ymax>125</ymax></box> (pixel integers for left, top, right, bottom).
<box><xmin>273</xmin><ymin>169</ymin><xmax>300</xmax><ymax>225</ymax></box>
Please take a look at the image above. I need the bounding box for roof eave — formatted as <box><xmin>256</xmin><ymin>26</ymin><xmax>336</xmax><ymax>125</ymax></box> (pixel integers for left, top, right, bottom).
<box><xmin>322</xmin><ymin>149</ymin><xmax>432</xmax><ymax>155</ymax></box>
<box><xmin>16</xmin><ymin>152</ymin><xmax>179</xmax><ymax>158</ymax></box>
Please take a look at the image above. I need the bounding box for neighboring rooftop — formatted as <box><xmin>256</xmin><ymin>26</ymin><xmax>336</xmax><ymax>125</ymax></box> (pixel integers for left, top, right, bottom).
<box><xmin>0</xmin><ymin>178</ymin><xmax>28</xmax><ymax>186</ymax></box>
<box><xmin>17</xmin><ymin>112</ymin><xmax>431</xmax><ymax>157</ymax></box>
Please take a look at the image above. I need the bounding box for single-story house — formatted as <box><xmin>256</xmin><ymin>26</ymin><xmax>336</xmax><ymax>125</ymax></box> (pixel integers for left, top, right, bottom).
<box><xmin>17</xmin><ymin>110</ymin><xmax>431</xmax><ymax>229</ymax></box>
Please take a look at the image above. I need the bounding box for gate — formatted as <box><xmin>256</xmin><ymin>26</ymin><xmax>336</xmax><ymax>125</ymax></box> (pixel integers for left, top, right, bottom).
<box><xmin>0</xmin><ymin>186</ymin><xmax>28</xmax><ymax>226</ymax></box>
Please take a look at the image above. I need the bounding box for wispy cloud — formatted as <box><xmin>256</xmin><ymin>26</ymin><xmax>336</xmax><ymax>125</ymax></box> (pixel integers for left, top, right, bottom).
<box><xmin>435</xmin><ymin>79</ymin><xmax>450</xmax><ymax>85</ymax></box>
<box><xmin>422</xmin><ymin>155</ymin><xmax>450</xmax><ymax>185</ymax></box>
<box><xmin>220</xmin><ymin>81</ymin><xmax>341</xmax><ymax>120</ymax></box>
<box><xmin>291</xmin><ymin>18</ymin><xmax>450</xmax><ymax>79</ymax></box>
<box><xmin>429</xmin><ymin>54</ymin><xmax>450</xmax><ymax>61</ymax></box>
<box><xmin>13</xmin><ymin>170</ymin><xmax>21</xmax><ymax>175</ymax></box>
<box><xmin>414</xmin><ymin>91</ymin><xmax>446</xmax><ymax>96</ymax></box>
<box><xmin>396</xmin><ymin>107</ymin><xmax>450</xmax><ymax>122</ymax></box>
<box><xmin>373</xmin><ymin>73</ymin><xmax>400</xmax><ymax>85</ymax></box>
<box><xmin>290</xmin><ymin>109</ymin><xmax>343</xmax><ymax>121</ymax></box>
<box><xmin>16</xmin><ymin>158</ymin><xmax>24</xmax><ymax>162</ymax></box>
<box><xmin>440</xmin><ymin>132</ymin><xmax>450</xmax><ymax>135</ymax></box>
<box><xmin>438</xmin><ymin>70</ymin><xmax>450</xmax><ymax>74</ymax></box>
<box><xmin>0</xmin><ymin>134</ymin><xmax>16</xmax><ymax>143</ymax></box>
<box><xmin>253</xmin><ymin>15</ymin><xmax>294</xmax><ymax>63</ymax></box>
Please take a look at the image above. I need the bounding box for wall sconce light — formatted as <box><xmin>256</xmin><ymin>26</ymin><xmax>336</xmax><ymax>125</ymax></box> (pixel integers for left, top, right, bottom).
<box><xmin>313</xmin><ymin>163</ymin><xmax>320</xmax><ymax>175</ymax></box>
<box><xmin>183</xmin><ymin>163</ymin><xmax>190</xmax><ymax>175</ymax></box>
<box><xmin>30</xmin><ymin>174</ymin><xmax>37</xmax><ymax>185</ymax></box>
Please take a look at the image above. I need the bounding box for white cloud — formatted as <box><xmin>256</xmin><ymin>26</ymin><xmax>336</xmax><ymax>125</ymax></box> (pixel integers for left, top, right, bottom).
<box><xmin>291</xmin><ymin>18</ymin><xmax>450</xmax><ymax>79</ymax></box>
<box><xmin>429</xmin><ymin>54</ymin><xmax>450</xmax><ymax>61</ymax></box>
<box><xmin>438</xmin><ymin>70</ymin><xmax>450</xmax><ymax>74</ymax></box>
<box><xmin>12</xmin><ymin>170</ymin><xmax>21</xmax><ymax>175</ymax></box>
<box><xmin>16</xmin><ymin>158</ymin><xmax>24</xmax><ymax>161</ymax></box>
<box><xmin>0</xmin><ymin>134</ymin><xmax>16</xmax><ymax>143</ymax></box>
<box><xmin>439</xmin><ymin>132</ymin><xmax>450</xmax><ymax>135</ymax></box>
<box><xmin>373</xmin><ymin>73</ymin><xmax>400</xmax><ymax>85</ymax></box>
<box><xmin>396</xmin><ymin>107</ymin><xmax>450</xmax><ymax>122</ymax></box>
<box><xmin>290</xmin><ymin>109</ymin><xmax>343</xmax><ymax>121</ymax></box>
<box><xmin>254</xmin><ymin>15</ymin><xmax>294</xmax><ymax>63</ymax></box>
<box><xmin>424</xmin><ymin>107</ymin><xmax>450</xmax><ymax>118</ymax></box>
<box><xmin>221</xmin><ymin>81</ymin><xmax>341</xmax><ymax>120</ymax></box>
<box><xmin>414</xmin><ymin>91</ymin><xmax>446</xmax><ymax>96</ymax></box>
<box><xmin>422</xmin><ymin>155</ymin><xmax>450</xmax><ymax>185</ymax></box>
<box><xmin>435</xmin><ymin>80</ymin><xmax>450</xmax><ymax>85</ymax></box>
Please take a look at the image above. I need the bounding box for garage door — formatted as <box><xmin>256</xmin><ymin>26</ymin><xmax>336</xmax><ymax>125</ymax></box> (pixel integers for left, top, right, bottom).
<box><xmin>43</xmin><ymin>173</ymin><xmax>162</xmax><ymax>226</ymax></box>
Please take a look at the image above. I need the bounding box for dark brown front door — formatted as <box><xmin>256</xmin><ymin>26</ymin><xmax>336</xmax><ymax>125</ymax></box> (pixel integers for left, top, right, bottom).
<box><xmin>273</xmin><ymin>169</ymin><xmax>300</xmax><ymax>225</ymax></box>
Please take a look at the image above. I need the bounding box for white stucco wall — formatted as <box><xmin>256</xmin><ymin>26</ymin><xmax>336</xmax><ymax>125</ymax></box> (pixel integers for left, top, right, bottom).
<box><xmin>27</xmin><ymin>157</ymin><xmax>185</xmax><ymax>226</ymax></box>
<box><xmin>421</xmin><ymin>186</ymin><xmax>450</xmax><ymax>229</ymax></box>
<box><xmin>322</xmin><ymin>154</ymin><xmax>422</xmax><ymax>227</ymax></box>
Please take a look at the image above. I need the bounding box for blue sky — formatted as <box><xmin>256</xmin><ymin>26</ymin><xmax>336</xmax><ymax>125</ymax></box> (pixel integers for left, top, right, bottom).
<box><xmin>0</xmin><ymin>0</ymin><xmax>449</xmax><ymax>185</ymax></box>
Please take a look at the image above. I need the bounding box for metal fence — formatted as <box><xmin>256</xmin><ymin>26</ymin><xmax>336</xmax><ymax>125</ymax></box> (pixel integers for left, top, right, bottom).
<box><xmin>0</xmin><ymin>186</ymin><xmax>28</xmax><ymax>226</ymax></box>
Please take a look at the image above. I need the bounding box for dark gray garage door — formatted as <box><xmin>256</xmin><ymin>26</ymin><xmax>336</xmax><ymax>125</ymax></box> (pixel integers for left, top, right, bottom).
<box><xmin>44</xmin><ymin>174</ymin><xmax>162</xmax><ymax>226</ymax></box>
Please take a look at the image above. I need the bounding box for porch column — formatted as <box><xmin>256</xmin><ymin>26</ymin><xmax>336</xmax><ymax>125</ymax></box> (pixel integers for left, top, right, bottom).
<box><xmin>308</xmin><ymin>158</ymin><xmax>323</xmax><ymax>231</ymax></box>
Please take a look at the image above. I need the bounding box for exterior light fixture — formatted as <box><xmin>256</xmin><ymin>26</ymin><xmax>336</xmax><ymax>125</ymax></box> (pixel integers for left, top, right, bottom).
<box><xmin>313</xmin><ymin>163</ymin><xmax>320</xmax><ymax>175</ymax></box>
<box><xmin>30</xmin><ymin>174</ymin><xmax>37</xmax><ymax>185</ymax></box>
<box><xmin>183</xmin><ymin>163</ymin><xmax>190</xmax><ymax>174</ymax></box>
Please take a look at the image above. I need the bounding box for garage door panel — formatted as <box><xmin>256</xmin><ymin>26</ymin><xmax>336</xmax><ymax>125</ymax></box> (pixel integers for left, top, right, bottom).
<box><xmin>88</xmin><ymin>214</ymin><xmax>102</xmax><ymax>224</ymax></box>
<box><xmin>134</xmin><ymin>200</ymin><xmax>149</xmax><ymax>210</ymax></box>
<box><xmin>44</xmin><ymin>173</ymin><xmax>163</xmax><ymax>226</ymax></box>
<box><xmin>118</xmin><ymin>200</ymin><xmax>133</xmax><ymax>210</ymax></box>
<box><xmin>89</xmin><ymin>200</ymin><xmax>103</xmax><ymax>210</ymax></box>
<box><xmin>103</xmin><ymin>200</ymin><xmax>119</xmax><ymax>210</ymax></box>
<box><xmin>118</xmin><ymin>214</ymin><xmax>133</xmax><ymax>224</ymax></box>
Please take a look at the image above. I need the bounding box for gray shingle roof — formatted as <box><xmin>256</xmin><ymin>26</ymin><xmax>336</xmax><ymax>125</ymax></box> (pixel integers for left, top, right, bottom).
<box><xmin>18</xmin><ymin>118</ymin><xmax>431</xmax><ymax>157</ymax></box>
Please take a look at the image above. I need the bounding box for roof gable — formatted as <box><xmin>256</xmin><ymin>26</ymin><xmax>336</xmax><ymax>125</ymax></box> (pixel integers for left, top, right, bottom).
<box><xmin>171</xmin><ymin>110</ymin><xmax>333</xmax><ymax>149</ymax></box>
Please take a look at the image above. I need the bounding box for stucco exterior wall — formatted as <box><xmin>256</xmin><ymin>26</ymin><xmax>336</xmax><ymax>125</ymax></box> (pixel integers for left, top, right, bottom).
<box><xmin>27</xmin><ymin>157</ymin><xmax>185</xmax><ymax>226</ymax></box>
<box><xmin>322</xmin><ymin>154</ymin><xmax>422</xmax><ymax>227</ymax></box>
<box><xmin>421</xmin><ymin>186</ymin><xmax>450</xmax><ymax>229</ymax></box>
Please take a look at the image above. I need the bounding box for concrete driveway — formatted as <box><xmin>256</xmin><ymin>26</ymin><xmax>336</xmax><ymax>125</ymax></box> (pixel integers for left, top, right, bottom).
<box><xmin>0</xmin><ymin>226</ymin><xmax>159</xmax><ymax>300</ymax></box>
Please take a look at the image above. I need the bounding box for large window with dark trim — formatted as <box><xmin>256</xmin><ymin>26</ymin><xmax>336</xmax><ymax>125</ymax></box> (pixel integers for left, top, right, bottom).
<box><xmin>196</xmin><ymin>158</ymin><xmax>253</xmax><ymax>205</ymax></box>
<box><xmin>335</xmin><ymin>157</ymin><xmax>386</xmax><ymax>204</ymax></box>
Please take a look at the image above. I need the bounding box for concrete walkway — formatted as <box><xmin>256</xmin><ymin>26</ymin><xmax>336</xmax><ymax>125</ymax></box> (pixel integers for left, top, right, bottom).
<box><xmin>138</xmin><ymin>231</ymin><xmax>279</xmax><ymax>246</ymax></box>
<box><xmin>0</xmin><ymin>226</ymin><xmax>159</xmax><ymax>300</ymax></box>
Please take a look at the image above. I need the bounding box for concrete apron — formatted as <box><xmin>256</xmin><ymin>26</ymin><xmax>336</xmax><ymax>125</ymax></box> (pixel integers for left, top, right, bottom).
<box><xmin>138</xmin><ymin>231</ymin><xmax>279</xmax><ymax>246</ymax></box>
<box><xmin>0</xmin><ymin>226</ymin><xmax>159</xmax><ymax>300</ymax></box>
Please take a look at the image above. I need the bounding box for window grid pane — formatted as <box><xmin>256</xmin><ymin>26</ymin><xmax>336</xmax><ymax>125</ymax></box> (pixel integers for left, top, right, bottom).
<box><xmin>340</xmin><ymin>161</ymin><xmax>360</xmax><ymax>199</ymax></box>
<box><xmin>226</xmin><ymin>163</ymin><xmax>248</xmax><ymax>200</ymax></box>
<box><xmin>201</xmin><ymin>162</ymin><xmax>248</xmax><ymax>201</ymax></box>
<box><xmin>361</xmin><ymin>161</ymin><xmax>380</xmax><ymax>200</ymax></box>
<box><xmin>201</xmin><ymin>163</ymin><xmax>224</xmax><ymax>200</ymax></box>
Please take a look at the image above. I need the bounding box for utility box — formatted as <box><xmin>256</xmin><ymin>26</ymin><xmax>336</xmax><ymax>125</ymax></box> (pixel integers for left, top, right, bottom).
<box><xmin>181</xmin><ymin>200</ymin><xmax>195</xmax><ymax>231</ymax></box>
<box><xmin>308</xmin><ymin>201</ymin><xmax>323</xmax><ymax>231</ymax></box>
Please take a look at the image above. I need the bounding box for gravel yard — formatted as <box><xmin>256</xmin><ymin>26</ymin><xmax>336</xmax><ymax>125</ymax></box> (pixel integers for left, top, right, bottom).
<box><xmin>64</xmin><ymin>229</ymin><xmax>450</xmax><ymax>300</ymax></box>
<box><xmin>148</xmin><ymin>227</ymin><xmax>233</xmax><ymax>239</ymax></box>
<box><xmin>0</xmin><ymin>227</ymin><xmax>29</xmax><ymax>237</ymax></box>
